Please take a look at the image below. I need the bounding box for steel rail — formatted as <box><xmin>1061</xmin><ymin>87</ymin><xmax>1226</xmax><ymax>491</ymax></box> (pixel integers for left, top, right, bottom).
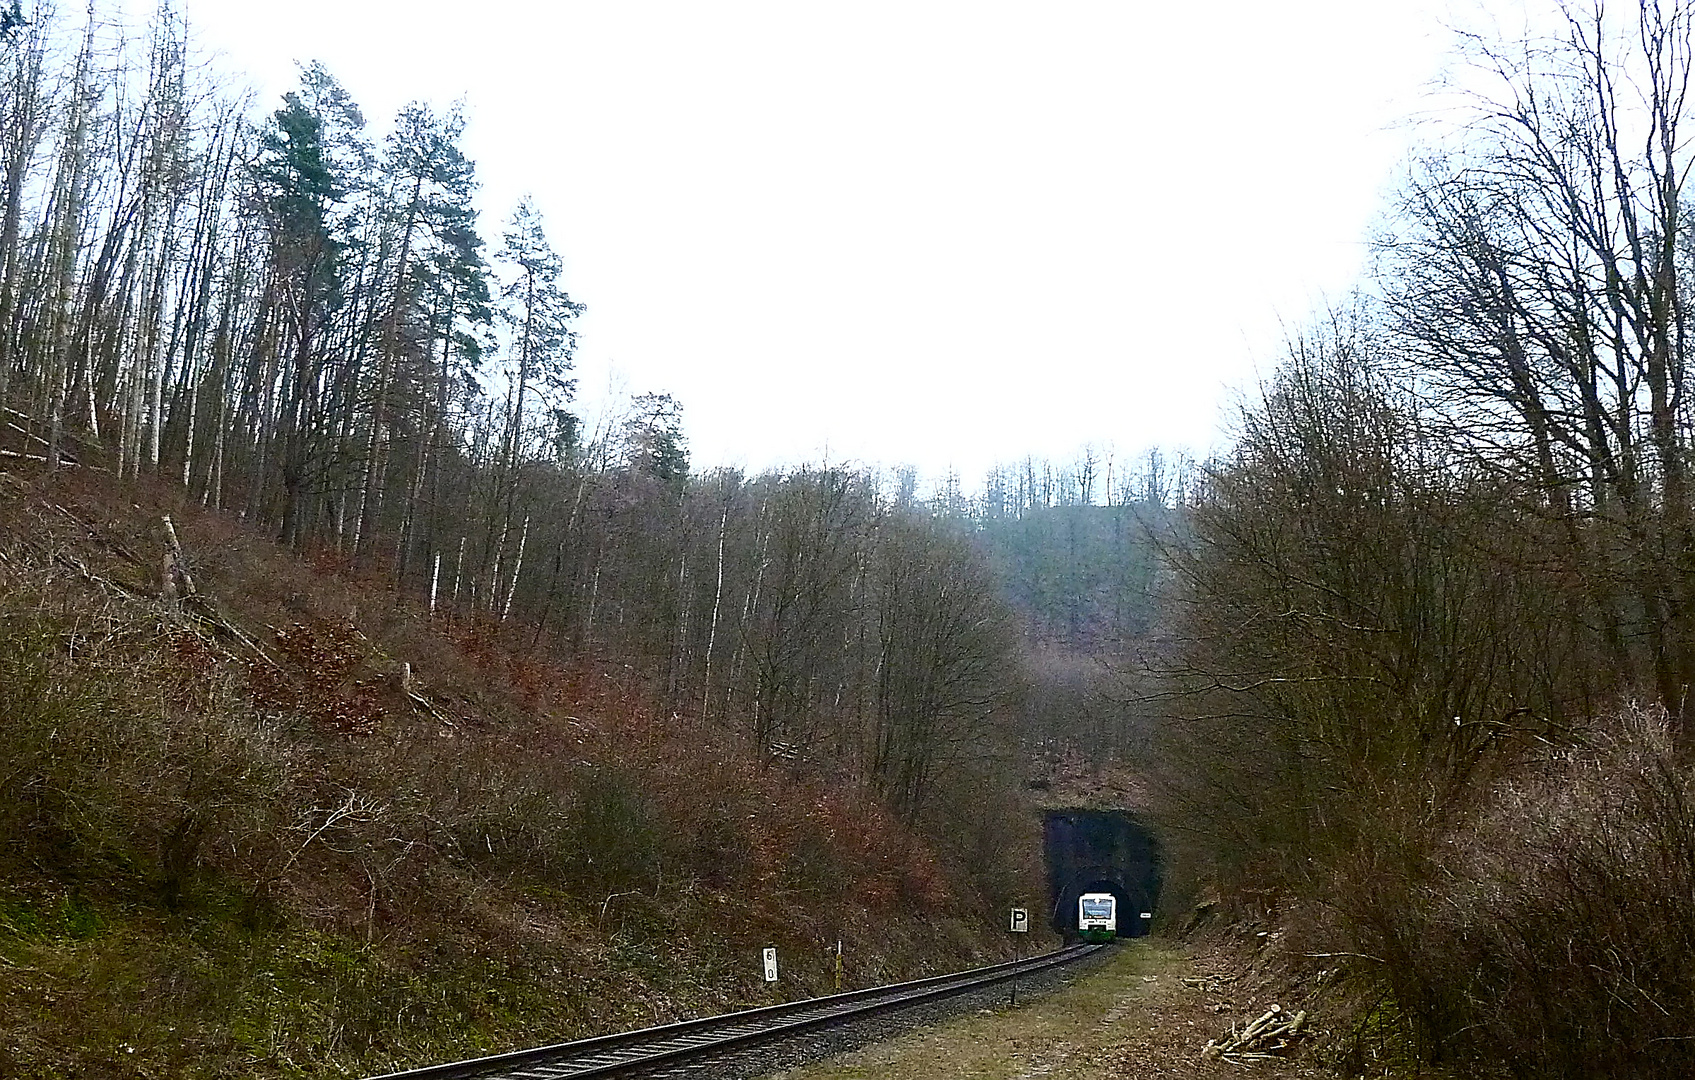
<box><xmin>364</xmin><ymin>942</ymin><xmax>1101</xmax><ymax>1080</ymax></box>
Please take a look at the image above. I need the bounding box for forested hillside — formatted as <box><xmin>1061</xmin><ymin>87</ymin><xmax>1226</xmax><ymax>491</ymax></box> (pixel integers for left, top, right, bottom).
<box><xmin>0</xmin><ymin>5</ymin><xmax>1059</xmax><ymax>1076</ymax></box>
<box><xmin>926</xmin><ymin>458</ymin><xmax>1179</xmax><ymax>774</ymax></box>
<box><xmin>0</xmin><ymin>0</ymin><xmax>1034</xmax><ymax>828</ymax></box>
<box><xmin>1150</xmin><ymin>3</ymin><xmax>1695</xmax><ymax>1077</ymax></box>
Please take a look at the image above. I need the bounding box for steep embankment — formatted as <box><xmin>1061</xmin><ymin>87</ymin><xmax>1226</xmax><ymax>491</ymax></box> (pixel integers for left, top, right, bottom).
<box><xmin>0</xmin><ymin>469</ymin><xmax>1049</xmax><ymax>1079</ymax></box>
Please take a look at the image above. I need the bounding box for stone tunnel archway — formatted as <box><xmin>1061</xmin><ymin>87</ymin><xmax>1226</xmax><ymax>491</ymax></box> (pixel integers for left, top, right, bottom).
<box><xmin>1044</xmin><ymin>810</ymin><xmax>1161</xmax><ymax>938</ymax></box>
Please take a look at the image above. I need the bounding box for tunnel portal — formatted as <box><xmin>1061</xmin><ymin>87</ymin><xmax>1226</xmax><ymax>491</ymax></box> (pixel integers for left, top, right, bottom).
<box><xmin>1044</xmin><ymin>809</ymin><xmax>1161</xmax><ymax>938</ymax></box>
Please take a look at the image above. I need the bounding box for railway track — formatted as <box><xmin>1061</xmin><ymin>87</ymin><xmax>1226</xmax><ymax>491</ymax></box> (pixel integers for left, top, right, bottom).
<box><xmin>365</xmin><ymin>942</ymin><xmax>1103</xmax><ymax>1080</ymax></box>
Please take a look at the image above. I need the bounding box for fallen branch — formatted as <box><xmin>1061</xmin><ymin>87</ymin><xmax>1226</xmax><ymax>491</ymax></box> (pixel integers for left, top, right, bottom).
<box><xmin>53</xmin><ymin>552</ymin><xmax>153</xmax><ymax>602</ymax></box>
<box><xmin>1202</xmin><ymin>1004</ymin><xmax>1310</xmax><ymax>1063</ymax></box>
<box><xmin>181</xmin><ymin>592</ymin><xmax>282</xmax><ymax>669</ymax></box>
<box><xmin>52</xmin><ymin>530</ymin><xmax>280</xmax><ymax>671</ymax></box>
<box><xmin>336</xmin><ymin>622</ymin><xmax>459</xmax><ymax>727</ymax></box>
<box><xmin>4</xmin><ymin>406</ymin><xmax>94</xmax><ymax>464</ymax></box>
<box><xmin>161</xmin><ymin>513</ymin><xmax>198</xmax><ymax>601</ymax></box>
<box><xmin>51</xmin><ymin>503</ymin><xmax>144</xmax><ymax>567</ymax></box>
<box><xmin>3</xmin><ymin>421</ymin><xmax>78</xmax><ymax>463</ymax></box>
<box><xmin>0</xmin><ymin>447</ymin><xmax>98</xmax><ymax>469</ymax></box>
<box><xmin>397</xmin><ymin>660</ymin><xmax>458</xmax><ymax>728</ymax></box>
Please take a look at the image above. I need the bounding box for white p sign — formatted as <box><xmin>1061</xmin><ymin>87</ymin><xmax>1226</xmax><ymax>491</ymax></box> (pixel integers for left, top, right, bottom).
<box><xmin>762</xmin><ymin>947</ymin><xmax>778</xmax><ymax>982</ymax></box>
<box><xmin>1009</xmin><ymin>907</ymin><xmax>1030</xmax><ymax>932</ymax></box>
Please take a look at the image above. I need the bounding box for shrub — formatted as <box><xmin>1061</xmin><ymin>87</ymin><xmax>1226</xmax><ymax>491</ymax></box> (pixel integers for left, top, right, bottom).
<box><xmin>1321</xmin><ymin>706</ymin><xmax>1695</xmax><ymax>1078</ymax></box>
<box><xmin>566</xmin><ymin>765</ymin><xmax>665</xmax><ymax>897</ymax></box>
<box><xmin>0</xmin><ymin>612</ymin><xmax>289</xmax><ymax>905</ymax></box>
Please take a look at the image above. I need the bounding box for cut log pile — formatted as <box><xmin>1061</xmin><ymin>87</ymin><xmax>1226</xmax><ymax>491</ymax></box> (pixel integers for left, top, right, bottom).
<box><xmin>1201</xmin><ymin>1003</ymin><xmax>1309</xmax><ymax>1063</ymax></box>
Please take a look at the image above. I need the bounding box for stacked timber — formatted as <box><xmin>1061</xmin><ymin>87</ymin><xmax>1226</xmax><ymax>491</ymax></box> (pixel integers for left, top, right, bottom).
<box><xmin>1200</xmin><ymin>1003</ymin><xmax>1309</xmax><ymax>1063</ymax></box>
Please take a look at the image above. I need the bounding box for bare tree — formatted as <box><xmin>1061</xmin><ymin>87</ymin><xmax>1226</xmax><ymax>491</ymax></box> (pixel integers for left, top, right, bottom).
<box><xmin>1385</xmin><ymin>0</ymin><xmax>1695</xmax><ymax>735</ymax></box>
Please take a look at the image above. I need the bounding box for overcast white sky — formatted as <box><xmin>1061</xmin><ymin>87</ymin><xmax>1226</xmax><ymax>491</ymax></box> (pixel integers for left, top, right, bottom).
<box><xmin>168</xmin><ymin>0</ymin><xmax>1458</xmax><ymax>487</ymax></box>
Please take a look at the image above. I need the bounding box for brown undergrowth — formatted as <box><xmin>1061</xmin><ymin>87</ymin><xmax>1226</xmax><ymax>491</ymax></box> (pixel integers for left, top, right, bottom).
<box><xmin>0</xmin><ymin>467</ymin><xmax>1047</xmax><ymax>1079</ymax></box>
<box><xmin>1160</xmin><ymin>703</ymin><xmax>1695</xmax><ymax>1080</ymax></box>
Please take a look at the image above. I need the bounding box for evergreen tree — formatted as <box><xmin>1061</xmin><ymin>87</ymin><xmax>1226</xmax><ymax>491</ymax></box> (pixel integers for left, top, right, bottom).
<box><xmin>622</xmin><ymin>391</ymin><xmax>688</xmax><ymax>481</ymax></box>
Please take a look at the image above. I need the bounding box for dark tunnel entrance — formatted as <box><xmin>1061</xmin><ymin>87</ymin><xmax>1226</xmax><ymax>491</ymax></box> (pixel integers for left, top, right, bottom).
<box><xmin>1044</xmin><ymin>809</ymin><xmax>1161</xmax><ymax>939</ymax></box>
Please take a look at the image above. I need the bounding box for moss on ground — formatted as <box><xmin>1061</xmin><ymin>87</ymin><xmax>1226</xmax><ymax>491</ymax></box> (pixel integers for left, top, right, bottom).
<box><xmin>0</xmin><ymin>881</ymin><xmax>625</xmax><ymax>1078</ymax></box>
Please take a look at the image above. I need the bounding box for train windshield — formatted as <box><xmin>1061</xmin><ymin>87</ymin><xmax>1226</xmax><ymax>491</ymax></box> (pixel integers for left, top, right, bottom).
<box><xmin>1080</xmin><ymin>898</ymin><xmax>1114</xmax><ymax>919</ymax></box>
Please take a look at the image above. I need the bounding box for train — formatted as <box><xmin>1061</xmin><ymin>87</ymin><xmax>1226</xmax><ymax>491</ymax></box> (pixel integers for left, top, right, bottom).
<box><xmin>1077</xmin><ymin>891</ymin><xmax>1117</xmax><ymax>942</ymax></box>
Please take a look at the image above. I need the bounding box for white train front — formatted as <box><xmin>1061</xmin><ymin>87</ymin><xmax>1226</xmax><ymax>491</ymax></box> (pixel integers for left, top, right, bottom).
<box><xmin>1077</xmin><ymin>892</ymin><xmax>1117</xmax><ymax>941</ymax></box>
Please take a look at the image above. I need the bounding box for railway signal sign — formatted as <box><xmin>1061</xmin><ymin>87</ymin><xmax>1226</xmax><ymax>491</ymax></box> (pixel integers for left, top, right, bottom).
<box><xmin>1009</xmin><ymin>907</ymin><xmax>1030</xmax><ymax>933</ymax></box>
<box><xmin>762</xmin><ymin>947</ymin><xmax>778</xmax><ymax>982</ymax></box>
